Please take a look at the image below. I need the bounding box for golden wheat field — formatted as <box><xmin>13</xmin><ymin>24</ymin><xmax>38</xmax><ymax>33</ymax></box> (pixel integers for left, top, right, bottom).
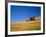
<box><xmin>11</xmin><ymin>20</ymin><xmax>41</xmax><ymax>31</ymax></box>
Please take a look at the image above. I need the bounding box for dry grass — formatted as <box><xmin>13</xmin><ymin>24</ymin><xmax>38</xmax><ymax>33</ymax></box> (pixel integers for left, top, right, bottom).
<box><xmin>11</xmin><ymin>21</ymin><xmax>41</xmax><ymax>31</ymax></box>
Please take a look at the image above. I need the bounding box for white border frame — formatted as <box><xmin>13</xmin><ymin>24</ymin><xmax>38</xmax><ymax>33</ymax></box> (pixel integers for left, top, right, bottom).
<box><xmin>8</xmin><ymin>2</ymin><xmax>43</xmax><ymax>35</ymax></box>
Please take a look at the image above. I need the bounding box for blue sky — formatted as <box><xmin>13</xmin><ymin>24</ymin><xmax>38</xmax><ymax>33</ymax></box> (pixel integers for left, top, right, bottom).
<box><xmin>11</xmin><ymin>5</ymin><xmax>41</xmax><ymax>23</ymax></box>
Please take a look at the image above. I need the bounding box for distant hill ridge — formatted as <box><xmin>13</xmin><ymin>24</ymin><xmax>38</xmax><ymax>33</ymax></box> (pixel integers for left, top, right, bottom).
<box><xmin>11</xmin><ymin>16</ymin><xmax>40</xmax><ymax>24</ymax></box>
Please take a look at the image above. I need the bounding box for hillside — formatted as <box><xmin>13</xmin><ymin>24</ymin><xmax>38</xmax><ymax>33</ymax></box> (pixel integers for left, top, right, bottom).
<box><xmin>10</xmin><ymin>16</ymin><xmax>41</xmax><ymax>31</ymax></box>
<box><xmin>11</xmin><ymin>20</ymin><xmax>41</xmax><ymax>31</ymax></box>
